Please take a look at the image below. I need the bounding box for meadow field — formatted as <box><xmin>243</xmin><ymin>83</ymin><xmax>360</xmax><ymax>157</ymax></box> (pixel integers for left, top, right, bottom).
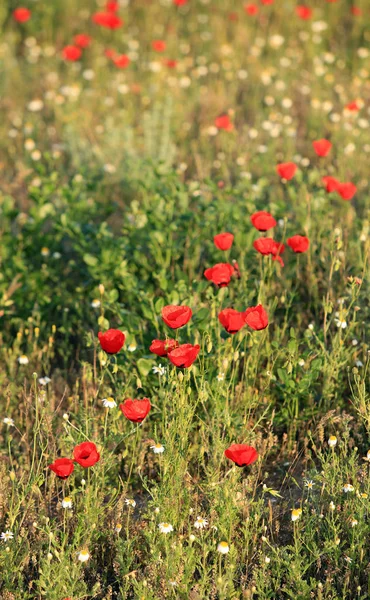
<box><xmin>0</xmin><ymin>0</ymin><xmax>369</xmax><ymax>598</ymax></box>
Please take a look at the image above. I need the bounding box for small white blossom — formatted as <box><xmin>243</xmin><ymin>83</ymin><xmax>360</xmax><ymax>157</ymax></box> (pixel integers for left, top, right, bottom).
<box><xmin>152</xmin><ymin>364</ymin><xmax>166</xmax><ymax>376</ymax></box>
<box><xmin>328</xmin><ymin>436</ymin><xmax>337</xmax><ymax>447</ymax></box>
<box><xmin>334</xmin><ymin>318</ymin><xmax>347</xmax><ymax>329</ymax></box>
<box><xmin>343</xmin><ymin>484</ymin><xmax>354</xmax><ymax>493</ymax></box>
<box><xmin>102</xmin><ymin>397</ymin><xmax>117</xmax><ymax>409</ymax></box>
<box><xmin>39</xmin><ymin>376</ymin><xmax>51</xmax><ymax>386</ymax></box>
<box><xmin>194</xmin><ymin>516</ymin><xmax>208</xmax><ymax>530</ymax></box>
<box><xmin>61</xmin><ymin>497</ymin><xmax>73</xmax><ymax>509</ymax></box>
<box><xmin>77</xmin><ymin>549</ymin><xmax>90</xmax><ymax>562</ymax></box>
<box><xmin>3</xmin><ymin>417</ymin><xmax>14</xmax><ymax>427</ymax></box>
<box><xmin>125</xmin><ymin>498</ymin><xmax>136</xmax><ymax>508</ymax></box>
<box><xmin>18</xmin><ymin>355</ymin><xmax>29</xmax><ymax>365</ymax></box>
<box><xmin>151</xmin><ymin>443</ymin><xmax>165</xmax><ymax>454</ymax></box>
<box><xmin>1</xmin><ymin>531</ymin><xmax>14</xmax><ymax>542</ymax></box>
<box><xmin>291</xmin><ymin>508</ymin><xmax>302</xmax><ymax>522</ymax></box>
<box><xmin>217</xmin><ymin>541</ymin><xmax>229</xmax><ymax>554</ymax></box>
<box><xmin>158</xmin><ymin>522</ymin><xmax>173</xmax><ymax>534</ymax></box>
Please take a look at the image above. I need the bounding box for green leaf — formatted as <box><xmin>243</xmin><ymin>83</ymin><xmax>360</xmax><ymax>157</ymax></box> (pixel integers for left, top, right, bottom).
<box><xmin>137</xmin><ymin>358</ymin><xmax>154</xmax><ymax>377</ymax></box>
<box><xmin>83</xmin><ymin>254</ymin><xmax>98</xmax><ymax>267</ymax></box>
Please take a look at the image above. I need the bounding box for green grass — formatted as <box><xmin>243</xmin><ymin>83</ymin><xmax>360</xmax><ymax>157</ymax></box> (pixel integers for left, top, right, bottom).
<box><xmin>0</xmin><ymin>0</ymin><xmax>369</xmax><ymax>598</ymax></box>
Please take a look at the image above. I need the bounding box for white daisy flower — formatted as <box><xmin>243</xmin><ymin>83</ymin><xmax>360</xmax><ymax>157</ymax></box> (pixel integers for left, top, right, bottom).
<box><xmin>77</xmin><ymin>549</ymin><xmax>90</xmax><ymax>562</ymax></box>
<box><xmin>125</xmin><ymin>498</ymin><xmax>136</xmax><ymax>508</ymax></box>
<box><xmin>151</xmin><ymin>443</ymin><xmax>165</xmax><ymax>454</ymax></box>
<box><xmin>102</xmin><ymin>397</ymin><xmax>117</xmax><ymax>409</ymax></box>
<box><xmin>194</xmin><ymin>516</ymin><xmax>208</xmax><ymax>529</ymax></box>
<box><xmin>304</xmin><ymin>480</ymin><xmax>314</xmax><ymax>490</ymax></box>
<box><xmin>217</xmin><ymin>541</ymin><xmax>229</xmax><ymax>554</ymax></box>
<box><xmin>216</xmin><ymin>372</ymin><xmax>225</xmax><ymax>382</ymax></box>
<box><xmin>18</xmin><ymin>355</ymin><xmax>29</xmax><ymax>365</ymax></box>
<box><xmin>158</xmin><ymin>522</ymin><xmax>173</xmax><ymax>534</ymax></box>
<box><xmin>152</xmin><ymin>364</ymin><xmax>166</xmax><ymax>376</ymax></box>
<box><xmin>328</xmin><ymin>436</ymin><xmax>337</xmax><ymax>447</ymax></box>
<box><xmin>3</xmin><ymin>417</ymin><xmax>14</xmax><ymax>427</ymax></box>
<box><xmin>1</xmin><ymin>531</ymin><xmax>14</xmax><ymax>542</ymax></box>
<box><xmin>127</xmin><ymin>344</ymin><xmax>137</xmax><ymax>352</ymax></box>
<box><xmin>334</xmin><ymin>318</ymin><xmax>347</xmax><ymax>329</ymax></box>
<box><xmin>291</xmin><ymin>508</ymin><xmax>302</xmax><ymax>522</ymax></box>
<box><xmin>343</xmin><ymin>484</ymin><xmax>354</xmax><ymax>493</ymax></box>
<box><xmin>91</xmin><ymin>299</ymin><xmax>101</xmax><ymax>308</ymax></box>
<box><xmin>38</xmin><ymin>377</ymin><xmax>51</xmax><ymax>386</ymax></box>
<box><xmin>115</xmin><ymin>523</ymin><xmax>122</xmax><ymax>533</ymax></box>
<box><xmin>61</xmin><ymin>497</ymin><xmax>73</xmax><ymax>509</ymax></box>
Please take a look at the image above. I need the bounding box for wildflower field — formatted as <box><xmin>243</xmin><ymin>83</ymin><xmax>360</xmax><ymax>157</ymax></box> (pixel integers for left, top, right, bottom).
<box><xmin>0</xmin><ymin>0</ymin><xmax>370</xmax><ymax>598</ymax></box>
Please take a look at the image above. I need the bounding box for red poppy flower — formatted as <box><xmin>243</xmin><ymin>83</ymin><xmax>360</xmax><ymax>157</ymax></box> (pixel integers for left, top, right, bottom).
<box><xmin>253</xmin><ymin>237</ymin><xmax>285</xmax><ymax>257</ymax></box>
<box><xmin>296</xmin><ymin>5</ymin><xmax>312</xmax><ymax>19</ymax></box>
<box><xmin>351</xmin><ymin>6</ymin><xmax>362</xmax><ymax>16</ymax></box>
<box><xmin>74</xmin><ymin>34</ymin><xmax>92</xmax><ymax>49</ymax></box>
<box><xmin>336</xmin><ymin>182</ymin><xmax>357</xmax><ymax>201</ymax></box>
<box><xmin>276</xmin><ymin>162</ymin><xmax>297</xmax><ymax>180</ymax></box>
<box><xmin>224</xmin><ymin>444</ymin><xmax>258</xmax><ymax>467</ymax></box>
<box><xmin>48</xmin><ymin>457</ymin><xmax>74</xmax><ymax>479</ymax></box>
<box><xmin>250</xmin><ymin>211</ymin><xmax>276</xmax><ymax>231</ymax></box>
<box><xmin>73</xmin><ymin>442</ymin><xmax>100</xmax><ymax>468</ymax></box>
<box><xmin>120</xmin><ymin>398</ymin><xmax>151</xmax><ymax>423</ymax></box>
<box><xmin>174</xmin><ymin>0</ymin><xmax>188</xmax><ymax>5</ymax></box>
<box><xmin>345</xmin><ymin>101</ymin><xmax>360</xmax><ymax>112</ymax></box>
<box><xmin>98</xmin><ymin>329</ymin><xmax>125</xmax><ymax>354</ymax></box>
<box><xmin>150</xmin><ymin>338</ymin><xmax>179</xmax><ymax>357</ymax></box>
<box><xmin>106</xmin><ymin>0</ymin><xmax>119</xmax><ymax>11</ymax></box>
<box><xmin>13</xmin><ymin>7</ymin><xmax>31</xmax><ymax>22</ymax></box>
<box><xmin>261</xmin><ymin>0</ymin><xmax>274</xmax><ymax>4</ymax></box>
<box><xmin>218</xmin><ymin>309</ymin><xmax>246</xmax><ymax>334</ymax></box>
<box><xmin>244</xmin><ymin>305</ymin><xmax>268</xmax><ymax>330</ymax></box>
<box><xmin>204</xmin><ymin>263</ymin><xmax>235</xmax><ymax>287</ymax></box>
<box><xmin>322</xmin><ymin>175</ymin><xmax>340</xmax><ymax>193</ymax></box>
<box><xmin>214</xmin><ymin>114</ymin><xmax>233</xmax><ymax>131</ymax></box>
<box><xmin>114</xmin><ymin>54</ymin><xmax>130</xmax><ymax>68</ymax></box>
<box><xmin>62</xmin><ymin>45</ymin><xmax>82</xmax><ymax>62</ymax></box>
<box><xmin>167</xmin><ymin>344</ymin><xmax>200</xmax><ymax>368</ymax></box>
<box><xmin>287</xmin><ymin>235</ymin><xmax>310</xmax><ymax>253</ymax></box>
<box><xmin>312</xmin><ymin>139</ymin><xmax>332</xmax><ymax>157</ymax></box>
<box><xmin>244</xmin><ymin>4</ymin><xmax>259</xmax><ymax>15</ymax></box>
<box><xmin>214</xmin><ymin>232</ymin><xmax>234</xmax><ymax>250</ymax></box>
<box><xmin>152</xmin><ymin>40</ymin><xmax>166</xmax><ymax>52</ymax></box>
<box><xmin>161</xmin><ymin>305</ymin><xmax>192</xmax><ymax>329</ymax></box>
<box><xmin>92</xmin><ymin>12</ymin><xmax>123</xmax><ymax>29</ymax></box>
